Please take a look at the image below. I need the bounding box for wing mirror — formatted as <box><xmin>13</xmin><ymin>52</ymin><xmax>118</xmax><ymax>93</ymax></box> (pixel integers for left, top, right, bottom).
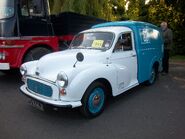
<box><xmin>73</xmin><ymin>52</ymin><xmax>84</xmax><ymax>68</ymax></box>
<box><xmin>76</xmin><ymin>52</ymin><xmax>84</xmax><ymax>62</ymax></box>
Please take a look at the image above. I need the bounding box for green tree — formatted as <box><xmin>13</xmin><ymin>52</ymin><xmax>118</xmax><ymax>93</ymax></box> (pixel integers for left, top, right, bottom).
<box><xmin>49</xmin><ymin>0</ymin><xmax>110</xmax><ymax>19</ymax></box>
<box><xmin>111</xmin><ymin>0</ymin><xmax>126</xmax><ymax>20</ymax></box>
<box><xmin>49</xmin><ymin>0</ymin><xmax>66</xmax><ymax>14</ymax></box>
<box><xmin>48</xmin><ymin>0</ymin><xmax>185</xmax><ymax>55</ymax></box>
<box><xmin>125</xmin><ymin>0</ymin><xmax>140</xmax><ymax>20</ymax></box>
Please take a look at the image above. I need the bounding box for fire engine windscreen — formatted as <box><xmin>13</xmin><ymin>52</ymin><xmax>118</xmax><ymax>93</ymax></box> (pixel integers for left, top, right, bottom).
<box><xmin>0</xmin><ymin>0</ymin><xmax>14</xmax><ymax>19</ymax></box>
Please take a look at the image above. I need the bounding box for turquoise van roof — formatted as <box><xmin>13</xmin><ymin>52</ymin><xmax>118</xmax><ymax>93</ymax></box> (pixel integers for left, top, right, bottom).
<box><xmin>92</xmin><ymin>21</ymin><xmax>159</xmax><ymax>30</ymax></box>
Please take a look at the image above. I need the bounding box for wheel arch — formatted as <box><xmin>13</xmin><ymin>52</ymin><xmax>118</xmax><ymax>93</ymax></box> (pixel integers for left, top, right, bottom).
<box><xmin>153</xmin><ymin>61</ymin><xmax>159</xmax><ymax>72</ymax></box>
<box><xmin>145</xmin><ymin>60</ymin><xmax>160</xmax><ymax>85</ymax></box>
<box><xmin>66</xmin><ymin>65</ymin><xmax>117</xmax><ymax>101</ymax></box>
<box><xmin>21</xmin><ymin>43</ymin><xmax>54</xmax><ymax>64</ymax></box>
<box><xmin>149</xmin><ymin>56</ymin><xmax>160</xmax><ymax>75</ymax></box>
<box><xmin>85</xmin><ymin>78</ymin><xmax>113</xmax><ymax>98</ymax></box>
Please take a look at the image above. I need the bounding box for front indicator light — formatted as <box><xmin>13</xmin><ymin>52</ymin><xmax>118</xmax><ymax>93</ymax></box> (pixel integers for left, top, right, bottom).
<box><xmin>60</xmin><ymin>88</ymin><xmax>67</xmax><ymax>96</ymax></box>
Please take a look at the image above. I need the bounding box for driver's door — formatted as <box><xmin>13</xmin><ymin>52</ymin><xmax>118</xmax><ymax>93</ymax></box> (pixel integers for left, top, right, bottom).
<box><xmin>111</xmin><ymin>32</ymin><xmax>138</xmax><ymax>95</ymax></box>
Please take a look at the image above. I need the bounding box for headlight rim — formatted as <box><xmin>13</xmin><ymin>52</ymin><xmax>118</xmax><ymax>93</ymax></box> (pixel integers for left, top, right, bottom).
<box><xmin>57</xmin><ymin>71</ymin><xmax>68</xmax><ymax>88</ymax></box>
<box><xmin>20</xmin><ymin>65</ymin><xmax>27</xmax><ymax>76</ymax></box>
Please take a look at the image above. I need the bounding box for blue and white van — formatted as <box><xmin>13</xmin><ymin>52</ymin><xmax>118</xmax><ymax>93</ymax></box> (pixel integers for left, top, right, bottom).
<box><xmin>20</xmin><ymin>21</ymin><xmax>164</xmax><ymax>118</ymax></box>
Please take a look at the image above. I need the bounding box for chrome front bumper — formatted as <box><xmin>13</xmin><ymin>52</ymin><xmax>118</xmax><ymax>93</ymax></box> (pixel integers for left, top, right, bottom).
<box><xmin>20</xmin><ymin>85</ymin><xmax>82</xmax><ymax>108</ymax></box>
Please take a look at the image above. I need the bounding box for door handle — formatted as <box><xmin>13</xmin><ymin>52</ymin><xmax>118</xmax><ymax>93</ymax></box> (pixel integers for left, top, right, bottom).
<box><xmin>132</xmin><ymin>54</ymin><xmax>136</xmax><ymax>57</ymax></box>
<box><xmin>41</xmin><ymin>18</ymin><xmax>47</xmax><ymax>22</ymax></box>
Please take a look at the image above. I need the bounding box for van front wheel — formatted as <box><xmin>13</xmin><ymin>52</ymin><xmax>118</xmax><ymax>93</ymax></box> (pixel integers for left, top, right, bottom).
<box><xmin>80</xmin><ymin>82</ymin><xmax>106</xmax><ymax>118</ymax></box>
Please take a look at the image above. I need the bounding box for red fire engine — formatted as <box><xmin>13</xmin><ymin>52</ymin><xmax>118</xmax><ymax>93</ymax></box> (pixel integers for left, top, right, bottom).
<box><xmin>0</xmin><ymin>0</ymin><xmax>105</xmax><ymax>70</ymax></box>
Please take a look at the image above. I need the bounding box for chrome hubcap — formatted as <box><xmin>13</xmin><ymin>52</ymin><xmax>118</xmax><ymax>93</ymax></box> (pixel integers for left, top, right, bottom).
<box><xmin>92</xmin><ymin>95</ymin><xmax>101</xmax><ymax>106</ymax></box>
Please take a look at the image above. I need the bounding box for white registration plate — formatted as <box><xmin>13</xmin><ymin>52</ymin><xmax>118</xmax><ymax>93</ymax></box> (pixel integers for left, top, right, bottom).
<box><xmin>0</xmin><ymin>63</ymin><xmax>10</xmax><ymax>70</ymax></box>
<box><xmin>28</xmin><ymin>99</ymin><xmax>44</xmax><ymax>111</ymax></box>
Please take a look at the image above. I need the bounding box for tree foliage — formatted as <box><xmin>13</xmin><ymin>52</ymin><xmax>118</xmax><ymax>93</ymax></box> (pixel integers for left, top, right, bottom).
<box><xmin>49</xmin><ymin>0</ymin><xmax>108</xmax><ymax>18</ymax></box>
<box><xmin>48</xmin><ymin>0</ymin><xmax>185</xmax><ymax>55</ymax></box>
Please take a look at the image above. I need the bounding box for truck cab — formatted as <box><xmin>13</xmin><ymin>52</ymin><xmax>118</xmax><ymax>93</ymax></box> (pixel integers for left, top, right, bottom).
<box><xmin>20</xmin><ymin>21</ymin><xmax>164</xmax><ymax>118</ymax></box>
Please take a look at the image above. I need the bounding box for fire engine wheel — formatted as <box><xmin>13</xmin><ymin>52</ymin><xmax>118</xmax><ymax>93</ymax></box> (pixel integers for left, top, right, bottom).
<box><xmin>23</xmin><ymin>47</ymin><xmax>51</xmax><ymax>63</ymax></box>
<box><xmin>1</xmin><ymin>69</ymin><xmax>20</xmax><ymax>75</ymax></box>
<box><xmin>80</xmin><ymin>82</ymin><xmax>106</xmax><ymax>118</ymax></box>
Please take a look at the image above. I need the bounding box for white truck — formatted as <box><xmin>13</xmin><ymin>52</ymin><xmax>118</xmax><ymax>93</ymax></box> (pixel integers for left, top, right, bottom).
<box><xmin>20</xmin><ymin>21</ymin><xmax>164</xmax><ymax>118</ymax></box>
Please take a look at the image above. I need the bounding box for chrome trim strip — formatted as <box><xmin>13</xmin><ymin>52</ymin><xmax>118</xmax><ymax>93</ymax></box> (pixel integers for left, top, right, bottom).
<box><xmin>0</xmin><ymin>36</ymin><xmax>55</xmax><ymax>41</ymax></box>
<box><xmin>0</xmin><ymin>45</ymin><xmax>24</xmax><ymax>48</ymax></box>
<box><xmin>30</xmin><ymin>40</ymin><xmax>50</xmax><ymax>43</ymax></box>
<box><xmin>0</xmin><ymin>37</ymin><xmax>22</xmax><ymax>40</ymax></box>
<box><xmin>26</xmin><ymin>75</ymin><xmax>56</xmax><ymax>85</ymax></box>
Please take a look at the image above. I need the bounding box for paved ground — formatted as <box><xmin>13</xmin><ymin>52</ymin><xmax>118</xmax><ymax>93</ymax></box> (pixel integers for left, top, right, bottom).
<box><xmin>0</xmin><ymin>62</ymin><xmax>185</xmax><ymax>139</ymax></box>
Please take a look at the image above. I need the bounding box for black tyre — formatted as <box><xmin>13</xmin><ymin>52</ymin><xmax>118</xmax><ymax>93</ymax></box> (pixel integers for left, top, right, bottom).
<box><xmin>80</xmin><ymin>82</ymin><xmax>107</xmax><ymax>118</ymax></box>
<box><xmin>23</xmin><ymin>47</ymin><xmax>51</xmax><ymax>63</ymax></box>
<box><xmin>146</xmin><ymin>66</ymin><xmax>157</xmax><ymax>85</ymax></box>
<box><xmin>0</xmin><ymin>69</ymin><xmax>20</xmax><ymax>75</ymax></box>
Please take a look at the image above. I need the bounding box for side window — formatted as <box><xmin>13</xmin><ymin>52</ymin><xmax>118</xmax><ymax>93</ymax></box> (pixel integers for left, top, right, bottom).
<box><xmin>20</xmin><ymin>0</ymin><xmax>44</xmax><ymax>17</ymax></box>
<box><xmin>114</xmin><ymin>32</ymin><xmax>132</xmax><ymax>52</ymax></box>
<box><xmin>140</xmin><ymin>27</ymin><xmax>150</xmax><ymax>44</ymax></box>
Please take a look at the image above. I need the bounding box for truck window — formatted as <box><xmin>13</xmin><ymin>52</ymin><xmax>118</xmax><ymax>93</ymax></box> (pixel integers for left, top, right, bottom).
<box><xmin>114</xmin><ymin>33</ymin><xmax>132</xmax><ymax>52</ymax></box>
<box><xmin>20</xmin><ymin>0</ymin><xmax>44</xmax><ymax>17</ymax></box>
<box><xmin>0</xmin><ymin>0</ymin><xmax>14</xmax><ymax>19</ymax></box>
<box><xmin>140</xmin><ymin>28</ymin><xmax>160</xmax><ymax>44</ymax></box>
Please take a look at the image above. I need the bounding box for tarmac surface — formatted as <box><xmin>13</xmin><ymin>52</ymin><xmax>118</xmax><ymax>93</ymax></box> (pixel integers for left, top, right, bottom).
<box><xmin>0</xmin><ymin>62</ymin><xmax>185</xmax><ymax>139</ymax></box>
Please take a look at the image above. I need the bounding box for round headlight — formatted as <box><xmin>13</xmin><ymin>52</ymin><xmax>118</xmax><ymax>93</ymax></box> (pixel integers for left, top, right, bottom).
<box><xmin>57</xmin><ymin>72</ymin><xmax>68</xmax><ymax>87</ymax></box>
<box><xmin>20</xmin><ymin>65</ymin><xmax>27</xmax><ymax>76</ymax></box>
